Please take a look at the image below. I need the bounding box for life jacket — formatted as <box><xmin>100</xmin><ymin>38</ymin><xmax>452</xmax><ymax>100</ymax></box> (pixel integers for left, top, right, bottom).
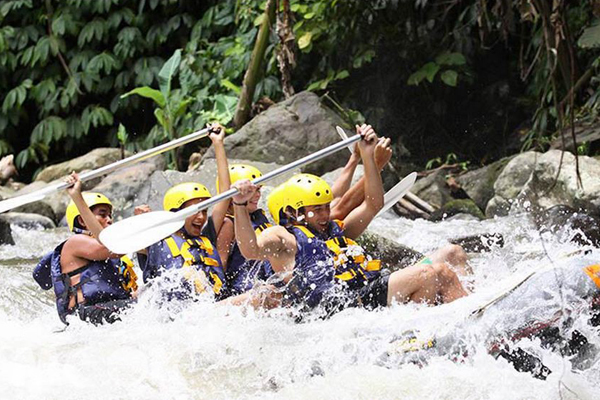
<box><xmin>225</xmin><ymin>209</ymin><xmax>273</xmax><ymax>295</ymax></box>
<box><xmin>143</xmin><ymin>231</ymin><xmax>225</xmax><ymax>297</ymax></box>
<box><xmin>286</xmin><ymin>220</ymin><xmax>382</xmax><ymax>307</ymax></box>
<box><xmin>43</xmin><ymin>241</ymin><xmax>136</xmax><ymax>323</ymax></box>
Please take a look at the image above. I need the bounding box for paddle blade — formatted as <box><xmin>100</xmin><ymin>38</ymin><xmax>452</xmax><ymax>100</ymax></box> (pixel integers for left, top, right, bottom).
<box><xmin>0</xmin><ymin>192</ymin><xmax>48</xmax><ymax>214</ymax></box>
<box><xmin>377</xmin><ymin>172</ymin><xmax>418</xmax><ymax>217</ymax></box>
<box><xmin>99</xmin><ymin>211</ymin><xmax>184</xmax><ymax>254</ymax></box>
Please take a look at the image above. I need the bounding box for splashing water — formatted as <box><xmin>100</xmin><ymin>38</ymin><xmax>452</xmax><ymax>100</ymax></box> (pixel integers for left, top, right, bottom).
<box><xmin>1</xmin><ymin>213</ymin><xmax>599</xmax><ymax>399</ymax></box>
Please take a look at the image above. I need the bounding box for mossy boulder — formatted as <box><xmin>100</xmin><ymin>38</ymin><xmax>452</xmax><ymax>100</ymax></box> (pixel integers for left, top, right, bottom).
<box><xmin>356</xmin><ymin>230</ymin><xmax>423</xmax><ymax>272</ymax></box>
<box><xmin>431</xmin><ymin>199</ymin><xmax>485</xmax><ymax>221</ymax></box>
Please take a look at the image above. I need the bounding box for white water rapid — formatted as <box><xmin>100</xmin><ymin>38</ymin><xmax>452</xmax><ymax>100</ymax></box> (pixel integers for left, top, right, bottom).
<box><xmin>1</xmin><ymin>212</ymin><xmax>599</xmax><ymax>400</ymax></box>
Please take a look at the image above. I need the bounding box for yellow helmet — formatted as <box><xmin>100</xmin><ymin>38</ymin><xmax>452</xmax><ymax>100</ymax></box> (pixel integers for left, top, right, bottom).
<box><xmin>163</xmin><ymin>182</ymin><xmax>212</xmax><ymax>212</ymax></box>
<box><xmin>283</xmin><ymin>174</ymin><xmax>333</xmax><ymax>211</ymax></box>
<box><xmin>65</xmin><ymin>192</ymin><xmax>113</xmax><ymax>232</ymax></box>
<box><xmin>267</xmin><ymin>182</ymin><xmax>288</xmax><ymax>225</ymax></box>
<box><xmin>216</xmin><ymin>164</ymin><xmax>263</xmax><ymax>193</ymax></box>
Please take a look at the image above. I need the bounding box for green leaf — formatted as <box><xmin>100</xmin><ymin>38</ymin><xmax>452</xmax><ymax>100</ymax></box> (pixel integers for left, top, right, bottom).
<box><xmin>422</xmin><ymin>62</ymin><xmax>440</xmax><ymax>83</ymax></box>
<box><xmin>440</xmin><ymin>70</ymin><xmax>458</xmax><ymax>87</ymax></box>
<box><xmin>254</xmin><ymin>14</ymin><xmax>265</xmax><ymax>26</ymax></box>
<box><xmin>335</xmin><ymin>70</ymin><xmax>349</xmax><ymax>80</ymax></box>
<box><xmin>220</xmin><ymin>78</ymin><xmax>241</xmax><ymax>94</ymax></box>
<box><xmin>154</xmin><ymin>108</ymin><xmax>166</xmax><ymax>128</ymax></box>
<box><xmin>435</xmin><ymin>52</ymin><xmax>466</xmax><ymax>66</ymax></box>
<box><xmin>304</xmin><ymin>12</ymin><xmax>315</xmax><ymax>19</ymax></box>
<box><xmin>579</xmin><ymin>23</ymin><xmax>600</xmax><ymax>49</ymax></box>
<box><xmin>121</xmin><ymin>87</ymin><xmax>166</xmax><ymax>108</ymax></box>
<box><xmin>158</xmin><ymin>49</ymin><xmax>181</xmax><ymax>99</ymax></box>
<box><xmin>407</xmin><ymin>70</ymin><xmax>426</xmax><ymax>86</ymax></box>
<box><xmin>298</xmin><ymin>31</ymin><xmax>313</xmax><ymax>50</ymax></box>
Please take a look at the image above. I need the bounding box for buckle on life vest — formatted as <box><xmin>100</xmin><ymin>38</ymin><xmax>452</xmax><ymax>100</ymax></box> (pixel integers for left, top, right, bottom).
<box><xmin>584</xmin><ymin>264</ymin><xmax>600</xmax><ymax>289</ymax></box>
<box><xmin>119</xmin><ymin>256</ymin><xmax>138</xmax><ymax>292</ymax></box>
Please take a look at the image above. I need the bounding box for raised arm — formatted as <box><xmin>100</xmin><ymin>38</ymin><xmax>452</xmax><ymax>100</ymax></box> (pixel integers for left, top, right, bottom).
<box><xmin>342</xmin><ymin>125</ymin><xmax>384</xmax><ymax>239</ymax></box>
<box><xmin>330</xmin><ymin>135</ymin><xmax>391</xmax><ymax>220</ymax></box>
<box><xmin>65</xmin><ymin>173</ymin><xmax>105</xmax><ymax>239</ymax></box>
<box><xmin>330</xmin><ymin>147</ymin><xmax>360</xmax><ymax>208</ymax></box>
<box><xmin>231</xmin><ymin>180</ymin><xmax>296</xmax><ymax>267</ymax></box>
<box><xmin>209</xmin><ymin>122</ymin><xmax>230</xmax><ymax>234</ymax></box>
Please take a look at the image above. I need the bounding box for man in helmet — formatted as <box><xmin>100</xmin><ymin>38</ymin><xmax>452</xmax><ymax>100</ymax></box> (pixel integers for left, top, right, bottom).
<box><xmin>32</xmin><ymin>173</ymin><xmax>137</xmax><ymax>325</ymax></box>
<box><xmin>214</xmin><ymin>164</ymin><xmax>273</xmax><ymax>296</ymax></box>
<box><xmin>225</xmin><ymin>124</ymin><xmax>468</xmax><ymax>314</ymax></box>
<box><xmin>138</xmin><ymin>123</ymin><xmax>232</xmax><ymax>299</ymax></box>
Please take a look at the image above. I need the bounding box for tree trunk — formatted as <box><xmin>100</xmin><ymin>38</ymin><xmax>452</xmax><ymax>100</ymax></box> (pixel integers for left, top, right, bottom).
<box><xmin>233</xmin><ymin>0</ymin><xmax>276</xmax><ymax>129</ymax></box>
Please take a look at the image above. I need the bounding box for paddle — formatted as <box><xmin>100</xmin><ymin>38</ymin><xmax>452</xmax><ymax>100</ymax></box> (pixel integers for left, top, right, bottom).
<box><xmin>376</xmin><ymin>172</ymin><xmax>417</xmax><ymax>217</ymax></box>
<box><xmin>0</xmin><ymin>127</ymin><xmax>211</xmax><ymax>214</ymax></box>
<box><xmin>99</xmin><ymin>134</ymin><xmax>363</xmax><ymax>254</ymax></box>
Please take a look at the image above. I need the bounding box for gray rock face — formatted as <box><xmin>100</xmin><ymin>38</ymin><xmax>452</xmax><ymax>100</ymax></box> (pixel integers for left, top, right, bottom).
<box><xmin>132</xmin><ymin>158</ymin><xmax>301</xmax><ymax>216</ymax></box>
<box><xmin>35</xmin><ymin>148</ymin><xmax>130</xmax><ymax>183</ymax></box>
<box><xmin>202</xmin><ymin>92</ymin><xmax>355</xmax><ymax>176</ymax></box>
<box><xmin>356</xmin><ymin>230</ymin><xmax>423</xmax><ymax>272</ymax></box>
<box><xmin>431</xmin><ymin>199</ymin><xmax>485</xmax><ymax>221</ymax></box>
<box><xmin>411</xmin><ymin>171</ymin><xmax>453</xmax><ymax>209</ymax></box>
<box><xmin>485</xmin><ymin>151</ymin><xmax>540</xmax><ymax>217</ymax></box>
<box><xmin>486</xmin><ymin>150</ymin><xmax>600</xmax><ymax>217</ymax></box>
<box><xmin>0</xmin><ymin>217</ymin><xmax>14</xmax><ymax>245</ymax></box>
<box><xmin>0</xmin><ymin>155</ymin><xmax>17</xmax><ymax>184</ymax></box>
<box><xmin>0</xmin><ymin>212</ymin><xmax>56</xmax><ymax>230</ymax></box>
<box><xmin>91</xmin><ymin>157</ymin><xmax>166</xmax><ymax>218</ymax></box>
<box><xmin>456</xmin><ymin>157</ymin><xmax>512</xmax><ymax>211</ymax></box>
<box><xmin>534</xmin><ymin>205</ymin><xmax>600</xmax><ymax>247</ymax></box>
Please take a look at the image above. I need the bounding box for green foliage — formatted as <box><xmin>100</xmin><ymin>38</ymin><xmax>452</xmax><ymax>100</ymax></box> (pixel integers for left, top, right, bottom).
<box><xmin>408</xmin><ymin>53</ymin><xmax>467</xmax><ymax>87</ymax></box>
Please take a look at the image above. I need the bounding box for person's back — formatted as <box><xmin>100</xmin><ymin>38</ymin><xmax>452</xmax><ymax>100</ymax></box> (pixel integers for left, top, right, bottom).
<box><xmin>34</xmin><ymin>175</ymin><xmax>137</xmax><ymax>324</ymax></box>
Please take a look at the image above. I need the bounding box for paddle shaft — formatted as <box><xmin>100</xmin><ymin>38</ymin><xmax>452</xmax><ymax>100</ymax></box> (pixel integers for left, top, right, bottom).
<box><xmin>0</xmin><ymin>127</ymin><xmax>209</xmax><ymax>213</ymax></box>
<box><xmin>176</xmin><ymin>134</ymin><xmax>363</xmax><ymax>220</ymax></box>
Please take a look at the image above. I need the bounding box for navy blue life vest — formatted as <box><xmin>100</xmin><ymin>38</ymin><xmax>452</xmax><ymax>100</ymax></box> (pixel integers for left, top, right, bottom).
<box><xmin>285</xmin><ymin>220</ymin><xmax>381</xmax><ymax>308</ymax></box>
<box><xmin>225</xmin><ymin>209</ymin><xmax>273</xmax><ymax>295</ymax></box>
<box><xmin>38</xmin><ymin>240</ymin><xmax>136</xmax><ymax>323</ymax></box>
<box><xmin>142</xmin><ymin>231</ymin><xmax>226</xmax><ymax>297</ymax></box>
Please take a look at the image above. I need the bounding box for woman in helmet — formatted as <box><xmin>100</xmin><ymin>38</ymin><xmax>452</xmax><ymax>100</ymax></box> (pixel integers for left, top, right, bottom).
<box><xmin>139</xmin><ymin>124</ymin><xmax>231</xmax><ymax>299</ymax></box>
<box><xmin>226</xmin><ymin>124</ymin><xmax>468</xmax><ymax>314</ymax></box>
<box><xmin>214</xmin><ymin>164</ymin><xmax>273</xmax><ymax>296</ymax></box>
<box><xmin>33</xmin><ymin>173</ymin><xmax>137</xmax><ymax>325</ymax></box>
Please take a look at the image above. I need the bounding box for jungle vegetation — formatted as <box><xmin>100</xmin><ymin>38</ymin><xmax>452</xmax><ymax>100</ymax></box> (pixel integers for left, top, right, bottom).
<box><xmin>1</xmin><ymin>0</ymin><xmax>600</xmax><ymax>179</ymax></box>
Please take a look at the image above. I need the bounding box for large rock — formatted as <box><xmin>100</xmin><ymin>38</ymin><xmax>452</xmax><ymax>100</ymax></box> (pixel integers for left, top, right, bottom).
<box><xmin>550</xmin><ymin>122</ymin><xmax>600</xmax><ymax>153</ymax></box>
<box><xmin>0</xmin><ymin>155</ymin><xmax>17</xmax><ymax>185</ymax></box>
<box><xmin>534</xmin><ymin>205</ymin><xmax>600</xmax><ymax>248</ymax></box>
<box><xmin>35</xmin><ymin>148</ymin><xmax>131</xmax><ymax>183</ymax></box>
<box><xmin>430</xmin><ymin>199</ymin><xmax>485</xmax><ymax>221</ymax></box>
<box><xmin>522</xmin><ymin>150</ymin><xmax>600</xmax><ymax>214</ymax></box>
<box><xmin>356</xmin><ymin>231</ymin><xmax>423</xmax><ymax>272</ymax></box>
<box><xmin>485</xmin><ymin>151</ymin><xmax>540</xmax><ymax>217</ymax></box>
<box><xmin>90</xmin><ymin>157</ymin><xmax>166</xmax><ymax>219</ymax></box>
<box><xmin>203</xmin><ymin>92</ymin><xmax>373</xmax><ymax>176</ymax></box>
<box><xmin>0</xmin><ymin>212</ymin><xmax>56</xmax><ymax>230</ymax></box>
<box><xmin>134</xmin><ymin>158</ymin><xmax>301</xmax><ymax>216</ymax></box>
<box><xmin>456</xmin><ymin>157</ymin><xmax>512</xmax><ymax>211</ymax></box>
<box><xmin>487</xmin><ymin>150</ymin><xmax>600</xmax><ymax>217</ymax></box>
<box><xmin>0</xmin><ymin>217</ymin><xmax>14</xmax><ymax>245</ymax></box>
<box><xmin>410</xmin><ymin>171</ymin><xmax>453</xmax><ymax>209</ymax></box>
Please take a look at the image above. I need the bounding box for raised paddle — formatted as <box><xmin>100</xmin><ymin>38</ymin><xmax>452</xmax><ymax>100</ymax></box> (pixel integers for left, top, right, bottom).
<box><xmin>376</xmin><ymin>172</ymin><xmax>418</xmax><ymax>217</ymax></box>
<box><xmin>0</xmin><ymin>127</ymin><xmax>211</xmax><ymax>214</ymax></box>
<box><xmin>99</xmin><ymin>134</ymin><xmax>363</xmax><ymax>254</ymax></box>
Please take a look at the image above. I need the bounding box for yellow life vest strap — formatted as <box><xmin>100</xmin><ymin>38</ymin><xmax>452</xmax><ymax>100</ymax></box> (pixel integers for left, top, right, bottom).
<box><xmin>119</xmin><ymin>255</ymin><xmax>138</xmax><ymax>292</ymax></box>
<box><xmin>584</xmin><ymin>264</ymin><xmax>600</xmax><ymax>288</ymax></box>
<box><xmin>165</xmin><ymin>237</ymin><xmax>181</xmax><ymax>257</ymax></box>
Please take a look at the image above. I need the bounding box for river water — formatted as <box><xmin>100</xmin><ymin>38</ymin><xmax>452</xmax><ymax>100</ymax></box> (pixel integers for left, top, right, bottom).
<box><xmin>1</xmin><ymin>211</ymin><xmax>599</xmax><ymax>399</ymax></box>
